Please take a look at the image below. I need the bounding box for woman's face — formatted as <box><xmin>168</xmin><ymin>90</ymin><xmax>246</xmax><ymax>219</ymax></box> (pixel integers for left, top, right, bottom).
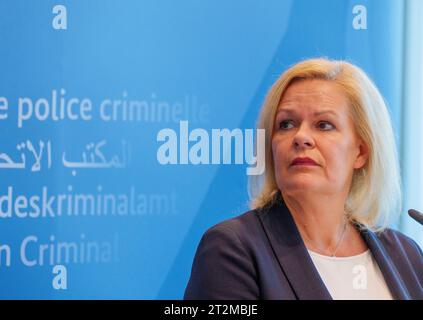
<box><xmin>272</xmin><ymin>79</ymin><xmax>368</xmax><ymax>198</ymax></box>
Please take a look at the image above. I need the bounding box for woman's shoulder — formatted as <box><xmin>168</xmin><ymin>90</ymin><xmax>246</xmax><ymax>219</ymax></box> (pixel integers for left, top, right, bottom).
<box><xmin>202</xmin><ymin>208</ymin><xmax>263</xmax><ymax>241</ymax></box>
<box><xmin>185</xmin><ymin>209</ymin><xmax>265</xmax><ymax>299</ymax></box>
<box><xmin>376</xmin><ymin>227</ymin><xmax>423</xmax><ymax>262</ymax></box>
<box><xmin>197</xmin><ymin>207</ymin><xmax>276</xmax><ymax>253</ymax></box>
<box><xmin>377</xmin><ymin>228</ymin><xmax>422</xmax><ymax>250</ymax></box>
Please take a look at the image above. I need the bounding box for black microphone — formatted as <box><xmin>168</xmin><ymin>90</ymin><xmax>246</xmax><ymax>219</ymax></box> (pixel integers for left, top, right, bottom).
<box><xmin>408</xmin><ymin>209</ymin><xmax>423</xmax><ymax>225</ymax></box>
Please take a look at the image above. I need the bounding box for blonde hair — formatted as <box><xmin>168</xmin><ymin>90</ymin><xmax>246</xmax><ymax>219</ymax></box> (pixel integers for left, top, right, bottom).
<box><xmin>249</xmin><ymin>58</ymin><xmax>402</xmax><ymax>232</ymax></box>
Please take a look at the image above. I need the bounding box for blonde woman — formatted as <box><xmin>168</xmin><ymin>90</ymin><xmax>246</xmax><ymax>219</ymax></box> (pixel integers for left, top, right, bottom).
<box><xmin>184</xmin><ymin>58</ymin><xmax>423</xmax><ymax>300</ymax></box>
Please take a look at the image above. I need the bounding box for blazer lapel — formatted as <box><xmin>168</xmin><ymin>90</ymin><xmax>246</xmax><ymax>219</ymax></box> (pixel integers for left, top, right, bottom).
<box><xmin>360</xmin><ymin>227</ymin><xmax>411</xmax><ymax>300</ymax></box>
<box><xmin>257</xmin><ymin>196</ymin><xmax>332</xmax><ymax>300</ymax></box>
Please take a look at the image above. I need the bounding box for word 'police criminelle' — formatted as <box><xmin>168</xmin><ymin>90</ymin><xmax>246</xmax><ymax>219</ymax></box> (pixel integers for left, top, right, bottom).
<box><xmin>157</xmin><ymin>121</ymin><xmax>265</xmax><ymax>176</ymax></box>
<box><xmin>164</xmin><ymin>304</ymin><xmax>258</xmax><ymax>317</ymax></box>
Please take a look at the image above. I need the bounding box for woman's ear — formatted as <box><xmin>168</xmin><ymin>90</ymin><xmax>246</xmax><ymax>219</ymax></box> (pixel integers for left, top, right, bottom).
<box><xmin>354</xmin><ymin>139</ymin><xmax>369</xmax><ymax>169</ymax></box>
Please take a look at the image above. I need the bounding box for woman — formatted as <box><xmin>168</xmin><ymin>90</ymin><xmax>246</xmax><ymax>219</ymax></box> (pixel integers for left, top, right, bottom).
<box><xmin>184</xmin><ymin>58</ymin><xmax>423</xmax><ymax>300</ymax></box>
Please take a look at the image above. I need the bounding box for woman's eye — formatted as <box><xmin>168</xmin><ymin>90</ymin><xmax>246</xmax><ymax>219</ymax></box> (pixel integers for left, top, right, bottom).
<box><xmin>279</xmin><ymin>120</ymin><xmax>294</xmax><ymax>130</ymax></box>
<box><xmin>277</xmin><ymin>120</ymin><xmax>335</xmax><ymax>131</ymax></box>
<box><xmin>318</xmin><ymin>121</ymin><xmax>335</xmax><ymax>130</ymax></box>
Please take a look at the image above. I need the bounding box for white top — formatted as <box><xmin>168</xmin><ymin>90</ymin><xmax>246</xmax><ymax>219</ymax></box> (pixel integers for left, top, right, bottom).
<box><xmin>308</xmin><ymin>249</ymin><xmax>393</xmax><ymax>300</ymax></box>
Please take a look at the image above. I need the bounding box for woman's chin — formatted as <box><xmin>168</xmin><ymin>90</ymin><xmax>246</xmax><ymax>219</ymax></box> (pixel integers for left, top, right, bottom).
<box><xmin>280</xmin><ymin>176</ymin><xmax>322</xmax><ymax>193</ymax></box>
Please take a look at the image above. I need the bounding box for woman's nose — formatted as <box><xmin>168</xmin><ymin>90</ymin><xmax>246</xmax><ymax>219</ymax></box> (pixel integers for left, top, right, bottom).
<box><xmin>293</xmin><ymin>126</ymin><xmax>315</xmax><ymax>149</ymax></box>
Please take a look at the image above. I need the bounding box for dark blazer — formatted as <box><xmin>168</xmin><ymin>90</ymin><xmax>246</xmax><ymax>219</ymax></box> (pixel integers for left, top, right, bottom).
<box><xmin>184</xmin><ymin>195</ymin><xmax>423</xmax><ymax>300</ymax></box>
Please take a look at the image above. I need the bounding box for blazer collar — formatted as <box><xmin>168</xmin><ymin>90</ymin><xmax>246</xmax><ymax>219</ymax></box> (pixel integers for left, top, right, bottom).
<box><xmin>257</xmin><ymin>194</ymin><xmax>332</xmax><ymax>299</ymax></box>
<box><xmin>257</xmin><ymin>193</ymin><xmax>411</xmax><ymax>300</ymax></box>
<box><xmin>360</xmin><ymin>228</ymin><xmax>411</xmax><ymax>299</ymax></box>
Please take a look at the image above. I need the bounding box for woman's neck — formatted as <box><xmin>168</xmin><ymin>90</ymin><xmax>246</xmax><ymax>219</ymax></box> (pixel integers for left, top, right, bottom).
<box><xmin>280</xmin><ymin>190</ymin><xmax>366</xmax><ymax>256</ymax></box>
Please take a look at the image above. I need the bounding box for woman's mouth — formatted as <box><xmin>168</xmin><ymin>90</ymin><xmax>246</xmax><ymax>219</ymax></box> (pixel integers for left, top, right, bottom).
<box><xmin>291</xmin><ymin>157</ymin><xmax>318</xmax><ymax>166</ymax></box>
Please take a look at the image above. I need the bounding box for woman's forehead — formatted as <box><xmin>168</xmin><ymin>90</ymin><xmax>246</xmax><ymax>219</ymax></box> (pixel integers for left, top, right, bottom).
<box><xmin>277</xmin><ymin>79</ymin><xmax>350</xmax><ymax>114</ymax></box>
